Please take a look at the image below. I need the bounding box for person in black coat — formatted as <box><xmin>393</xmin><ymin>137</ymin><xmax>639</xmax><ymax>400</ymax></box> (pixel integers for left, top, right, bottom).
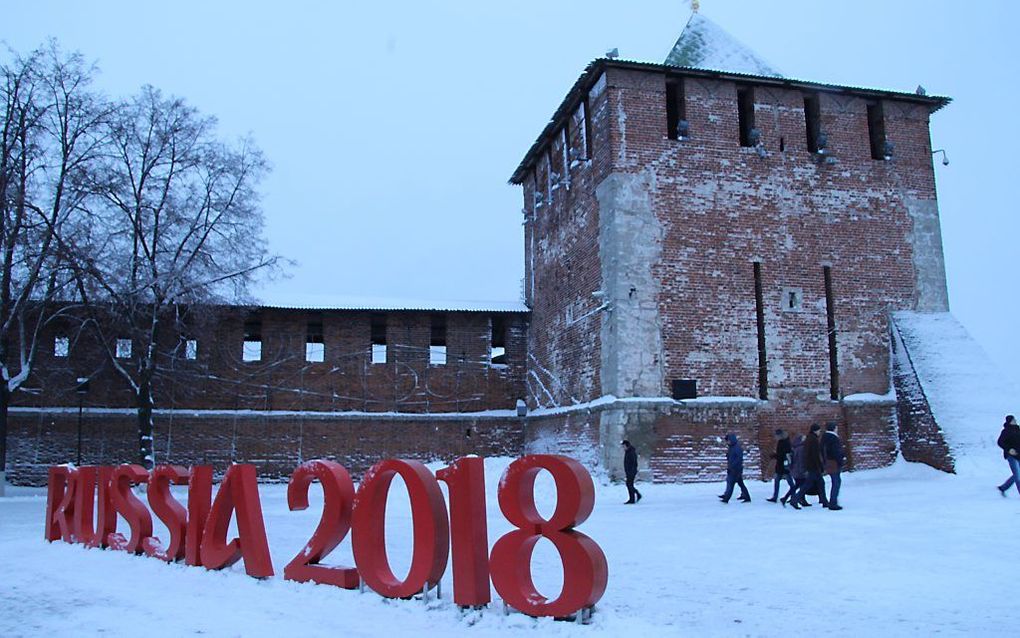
<box><xmin>789</xmin><ymin>424</ymin><xmax>829</xmax><ymax>510</ymax></box>
<box><xmin>767</xmin><ymin>429</ymin><xmax>795</xmax><ymax>504</ymax></box>
<box><xmin>718</xmin><ymin>433</ymin><xmax>751</xmax><ymax>503</ymax></box>
<box><xmin>785</xmin><ymin>434</ymin><xmax>811</xmax><ymax>507</ymax></box>
<box><xmin>622</xmin><ymin>440</ymin><xmax>642</xmax><ymax>504</ymax></box>
<box><xmin>821</xmin><ymin>422</ymin><xmax>846</xmax><ymax>510</ymax></box>
<box><xmin>996</xmin><ymin>415</ymin><xmax>1020</xmax><ymax>497</ymax></box>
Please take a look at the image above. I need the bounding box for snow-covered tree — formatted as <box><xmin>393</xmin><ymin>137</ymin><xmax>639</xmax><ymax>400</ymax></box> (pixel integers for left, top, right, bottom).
<box><xmin>0</xmin><ymin>43</ymin><xmax>106</xmax><ymax>480</ymax></box>
<box><xmin>70</xmin><ymin>86</ymin><xmax>275</xmax><ymax>469</ymax></box>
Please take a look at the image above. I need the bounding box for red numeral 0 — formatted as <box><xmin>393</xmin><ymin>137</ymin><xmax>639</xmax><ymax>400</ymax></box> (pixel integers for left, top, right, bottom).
<box><xmin>489</xmin><ymin>455</ymin><xmax>608</xmax><ymax>618</ymax></box>
<box><xmin>352</xmin><ymin>459</ymin><xmax>449</xmax><ymax>598</ymax></box>
<box><xmin>284</xmin><ymin>460</ymin><xmax>360</xmax><ymax>589</ymax></box>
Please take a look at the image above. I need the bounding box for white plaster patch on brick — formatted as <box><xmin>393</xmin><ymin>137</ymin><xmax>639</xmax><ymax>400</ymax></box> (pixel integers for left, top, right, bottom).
<box><xmin>596</xmin><ymin>170</ymin><xmax>665</xmax><ymax>400</ymax></box>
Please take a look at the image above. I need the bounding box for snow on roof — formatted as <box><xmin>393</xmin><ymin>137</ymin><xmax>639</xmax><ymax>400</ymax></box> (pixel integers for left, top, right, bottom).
<box><xmin>665</xmin><ymin>14</ymin><xmax>783</xmax><ymax>78</ymax></box>
<box><xmin>255</xmin><ymin>292</ymin><xmax>529</xmax><ymax>313</ymax></box>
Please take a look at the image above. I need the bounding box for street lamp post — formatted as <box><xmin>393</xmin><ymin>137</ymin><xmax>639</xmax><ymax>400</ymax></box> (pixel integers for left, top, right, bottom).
<box><xmin>75</xmin><ymin>377</ymin><xmax>90</xmax><ymax>466</ymax></box>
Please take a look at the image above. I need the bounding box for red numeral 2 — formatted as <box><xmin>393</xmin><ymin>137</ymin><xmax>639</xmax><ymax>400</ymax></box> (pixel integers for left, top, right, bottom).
<box><xmin>284</xmin><ymin>460</ymin><xmax>359</xmax><ymax>589</ymax></box>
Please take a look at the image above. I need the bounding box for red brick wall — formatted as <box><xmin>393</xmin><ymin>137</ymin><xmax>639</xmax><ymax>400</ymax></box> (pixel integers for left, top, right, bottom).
<box><xmin>522</xmin><ymin>72</ymin><xmax>613</xmax><ymax>408</ymax></box>
<box><xmin>5</xmin><ymin>410</ymin><xmax>526</xmax><ymax>485</ymax></box>
<box><xmin>520</xmin><ymin>398</ymin><xmax>898</xmax><ymax>484</ymax></box>
<box><xmin>10</xmin><ymin>307</ymin><xmax>528</xmax><ymax>414</ymax></box>
<box><xmin>604</xmin><ymin>66</ymin><xmax>937</xmax><ymax>399</ymax></box>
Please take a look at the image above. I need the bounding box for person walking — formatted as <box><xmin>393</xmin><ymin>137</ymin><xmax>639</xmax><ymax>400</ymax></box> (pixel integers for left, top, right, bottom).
<box><xmin>996</xmin><ymin>415</ymin><xmax>1020</xmax><ymax>497</ymax></box>
<box><xmin>783</xmin><ymin>434</ymin><xmax>810</xmax><ymax>507</ymax></box>
<box><xmin>767</xmin><ymin>429</ymin><xmax>795</xmax><ymax>504</ymax></box>
<box><xmin>719</xmin><ymin>433</ymin><xmax>751</xmax><ymax>503</ymax></box>
<box><xmin>622</xmin><ymin>440</ymin><xmax>642</xmax><ymax>504</ymax></box>
<box><xmin>790</xmin><ymin>424</ymin><xmax>829</xmax><ymax>510</ymax></box>
<box><xmin>821</xmin><ymin>422</ymin><xmax>846</xmax><ymax>510</ymax></box>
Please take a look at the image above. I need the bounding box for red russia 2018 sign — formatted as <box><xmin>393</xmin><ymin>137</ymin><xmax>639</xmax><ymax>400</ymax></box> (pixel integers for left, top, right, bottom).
<box><xmin>44</xmin><ymin>455</ymin><xmax>608</xmax><ymax>619</ymax></box>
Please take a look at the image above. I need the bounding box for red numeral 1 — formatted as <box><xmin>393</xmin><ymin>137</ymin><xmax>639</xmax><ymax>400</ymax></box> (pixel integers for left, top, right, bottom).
<box><xmin>489</xmin><ymin>455</ymin><xmax>608</xmax><ymax>618</ymax></box>
<box><xmin>284</xmin><ymin>460</ymin><xmax>359</xmax><ymax>588</ymax></box>
<box><xmin>352</xmin><ymin>459</ymin><xmax>449</xmax><ymax>598</ymax></box>
<box><xmin>436</xmin><ymin>456</ymin><xmax>490</xmax><ymax>607</ymax></box>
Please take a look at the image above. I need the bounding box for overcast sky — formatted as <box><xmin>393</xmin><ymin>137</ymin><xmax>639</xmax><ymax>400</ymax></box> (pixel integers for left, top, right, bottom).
<box><xmin>5</xmin><ymin>0</ymin><xmax>1019</xmax><ymax>379</ymax></box>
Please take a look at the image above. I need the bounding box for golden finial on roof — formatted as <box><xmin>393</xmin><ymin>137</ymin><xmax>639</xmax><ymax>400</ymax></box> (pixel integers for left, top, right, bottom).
<box><xmin>692</xmin><ymin>0</ymin><xmax>700</xmax><ymax>13</ymax></box>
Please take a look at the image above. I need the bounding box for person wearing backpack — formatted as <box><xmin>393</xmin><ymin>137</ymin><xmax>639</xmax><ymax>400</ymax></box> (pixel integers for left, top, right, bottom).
<box><xmin>996</xmin><ymin>415</ymin><xmax>1020</xmax><ymax>497</ymax></box>
<box><xmin>766</xmin><ymin>429</ymin><xmax>795</xmax><ymax>504</ymax></box>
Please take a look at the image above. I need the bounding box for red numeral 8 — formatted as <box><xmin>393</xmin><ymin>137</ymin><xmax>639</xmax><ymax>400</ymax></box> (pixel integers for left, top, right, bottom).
<box><xmin>489</xmin><ymin>455</ymin><xmax>608</xmax><ymax>618</ymax></box>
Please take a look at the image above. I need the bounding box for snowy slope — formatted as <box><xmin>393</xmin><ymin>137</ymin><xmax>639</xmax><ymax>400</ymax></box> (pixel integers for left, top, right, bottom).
<box><xmin>664</xmin><ymin>14</ymin><xmax>783</xmax><ymax>77</ymax></box>
<box><xmin>893</xmin><ymin>311</ymin><xmax>1019</xmax><ymax>475</ymax></box>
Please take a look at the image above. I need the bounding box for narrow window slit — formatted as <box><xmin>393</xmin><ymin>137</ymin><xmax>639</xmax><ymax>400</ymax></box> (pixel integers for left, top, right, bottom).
<box><xmin>738</xmin><ymin>86</ymin><xmax>756</xmax><ymax>147</ymax></box>
<box><xmin>370</xmin><ymin>313</ymin><xmax>387</xmax><ymax>364</ymax></box>
<box><xmin>306</xmin><ymin>320</ymin><xmax>324</xmax><ymax>363</ymax></box>
<box><xmin>430</xmin><ymin>314</ymin><xmax>447</xmax><ymax>365</ymax></box>
<box><xmin>804</xmin><ymin>95</ymin><xmax>821</xmax><ymax>153</ymax></box>
<box><xmin>666</xmin><ymin>77</ymin><xmax>688</xmax><ymax>140</ymax></box>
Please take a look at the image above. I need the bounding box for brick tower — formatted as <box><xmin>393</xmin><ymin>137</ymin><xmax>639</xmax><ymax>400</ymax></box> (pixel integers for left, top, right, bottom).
<box><xmin>513</xmin><ymin>14</ymin><xmax>951</xmax><ymax>482</ymax></box>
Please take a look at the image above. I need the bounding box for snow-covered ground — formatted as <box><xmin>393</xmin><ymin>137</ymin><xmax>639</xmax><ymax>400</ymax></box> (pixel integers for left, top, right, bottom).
<box><xmin>0</xmin><ymin>456</ymin><xmax>1015</xmax><ymax>637</ymax></box>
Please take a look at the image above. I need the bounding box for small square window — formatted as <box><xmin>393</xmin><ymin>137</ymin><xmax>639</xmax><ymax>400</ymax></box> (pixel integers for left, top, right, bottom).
<box><xmin>781</xmin><ymin>287</ymin><xmax>804</xmax><ymax>312</ymax></box>
<box><xmin>185</xmin><ymin>339</ymin><xmax>198</xmax><ymax>360</ymax></box>
<box><xmin>243</xmin><ymin>340</ymin><xmax>262</xmax><ymax>362</ymax></box>
<box><xmin>306</xmin><ymin>342</ymin><xmax>325</xmax><ymax>363</ymax></box>
<box><xmin>116</xmin><ymin>339</ymin><xmax>132</xmax><ymax>359</ymax></box>
<box><xmin>430</xmin><ymin>345</ymin><xmax>447</xmax><ymax>366</ymax></box>
<box><xmin>372</xmin><ymin>343</ymin><xmax>387</xmax><ymax>364</ymax></box>
<box><xmin>54</xmin><ymin>336</ymin><xmax>70</xmax><ymax>358</ymax></box>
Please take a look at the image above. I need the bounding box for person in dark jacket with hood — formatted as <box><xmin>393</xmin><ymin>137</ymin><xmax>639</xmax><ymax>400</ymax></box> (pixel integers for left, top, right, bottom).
<box><xmin>783</xmin><ymin>434</ymin><xmax>811</xmax><ymax>507</ymax></box>
<box><xmin>719</xmin><ymin>433</ymin><xmax>751</xmax><ymax>503</ymax></box>
<box><xmin>767</xmin><ymin>429</ymin><xmax>795</xmax><ymax>504</ymax></box>
<box><xmin>996</xmin><ymin>415</ymin><xmax>1020</xmax><ymax>497</ymax></box>
<box><xmin>821</xmin><ymin>422</ymin><xmax>846</xmax><ymax>510</ymax></box>
<box><xmin>622</xmin><ymin>440</ymin><xmax>642</xmax><ymax>504</ymax></box>
<box><xmin>789</xmin><ymin>424</ymin><xmax>829</xmax><ymax>510</ymax></box>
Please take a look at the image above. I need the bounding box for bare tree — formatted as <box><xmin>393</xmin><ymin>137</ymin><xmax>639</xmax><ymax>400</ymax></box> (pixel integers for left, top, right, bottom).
<box><xmin>0</xmin><ymin>44</ymin><xmax>106</xmax><ymax>488</ymax></box>
<box><xmin>71</xmin><ymin>86</ymin><xmax>274</xmax><ymax>469</ymax></box>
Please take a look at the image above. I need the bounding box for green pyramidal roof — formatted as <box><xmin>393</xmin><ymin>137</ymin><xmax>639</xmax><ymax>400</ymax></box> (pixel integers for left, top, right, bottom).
<box><xmin>665</xmin><ymin>14</ymin><xmax>783</xmax><ymax>77</ymax></box>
